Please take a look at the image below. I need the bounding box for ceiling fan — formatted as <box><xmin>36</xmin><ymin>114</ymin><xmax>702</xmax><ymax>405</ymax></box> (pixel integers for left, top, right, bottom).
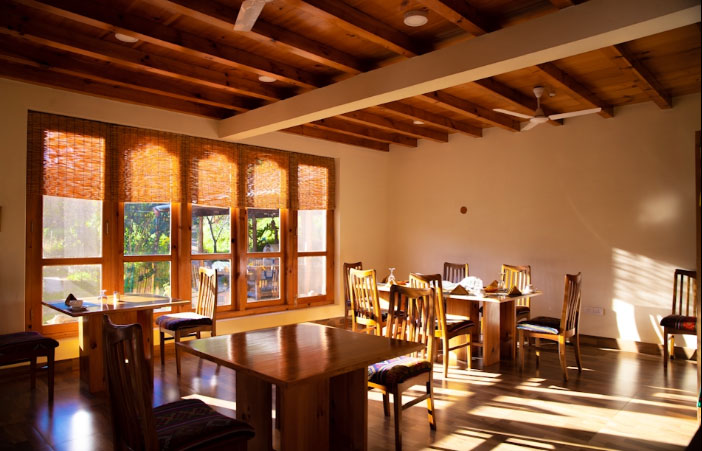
<box><xmin>493</xmin><ymin>86</ymin><xmax>602</xmax><ymax>131</ymax></box>
<box><xmin>234</xmin><ymin>0</ymin><xmax>273</xmax><ymax>32</ymax></box>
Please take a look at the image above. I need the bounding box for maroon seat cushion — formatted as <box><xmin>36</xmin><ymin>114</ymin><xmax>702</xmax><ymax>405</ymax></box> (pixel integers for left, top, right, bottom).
<box><xmin>445</xmin><ymin>319</ymin><xmax>475</xmax><ymax>334</ymax></box>
<box><xmin>0</xmin><ymin>332</ymin><xmax>58</xmax><ymax>360</ymax></box>
<box><xmin>156</xmin><ymin>312</ymin><xmax>212</xmax><ymax>331</ymax></box>
<box><xmin>368</xmin><ymin>356</ymin><xmax>431</xmax><ymax>386</ymax></box>
<box><xmin>516</xmin><ymin>316</ymin><xmax>561</xmax><ymax>335</ymax></box>
<box><xmin>660</xmin><ymin>315</ymin><xmax>696</xmax><ymax>332</ymax></box>
<box><xmin>155</xmin><ymin>398</ymin><xmax>254</xmax><ymax>450</ymax></box>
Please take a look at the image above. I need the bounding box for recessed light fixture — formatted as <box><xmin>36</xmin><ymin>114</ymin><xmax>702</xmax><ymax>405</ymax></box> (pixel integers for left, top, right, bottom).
<box><xmin>403</xmin><ymin>10</ymin><xmax>428</xmax><ymax>27</ymax></box>
<box><xmin>413</xmin><ymin>119</ymin><xmax>425</xmax><ymax>125</ymax></box>
<box><xmin>114</xmin><ymin>32</ymin><xmax>139</xmax><ymax>43</ymax></box>
<box><xmin>258</xmin><ymin>75</ymin><xmax>276</xmax><ymax>83</ymax></box>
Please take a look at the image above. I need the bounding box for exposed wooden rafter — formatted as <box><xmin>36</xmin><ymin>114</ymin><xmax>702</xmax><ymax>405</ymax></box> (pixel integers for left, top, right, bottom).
<box><xmin>419</xmin><ymin>91</ymin><xmax>520</xmax><ymax>132</ymax></box>
<box><xmin>284</xmin><ymin>125</ymin><xmax>390</xmax><ymax>152</ymax></box>
<box><xmin>375</xmin><ymin>102</ymin><xmax>482</xmax><ymax>138</ymax></box>
<box><xmin>472</xmin><ymin>78</ymin><xmax>563</xmax><ymax>126</ymax></box>
<box><xmin>536</xmin><ymin>63</ymin><xmax>615</xmax><ymax>118</ymax></box>
<box><xmin>341</xmin><ymin>111</ymin><xmax>449</xmax><ymax>143</ymax></box>
<box><xmin>308</xmin><ymin>117</ymin><xmax>418</xmax><ymax>148</ymax></box>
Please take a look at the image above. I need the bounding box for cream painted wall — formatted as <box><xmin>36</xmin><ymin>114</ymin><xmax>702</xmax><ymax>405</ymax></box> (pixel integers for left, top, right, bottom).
<box><xmin>386</xmin><ymin>93</ymin><xmax>701</xmax><ymax>346</ymax></box>
<box><xmin>0</xmin><ymin>78</ymin><xmax>391</xmax><ymax>351</ymax></box>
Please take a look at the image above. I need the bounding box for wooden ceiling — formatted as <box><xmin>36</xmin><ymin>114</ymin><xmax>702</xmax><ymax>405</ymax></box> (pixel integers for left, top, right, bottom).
<box><xmin>0</xmin><ymin>0</ymin><xmax>699</xmax><ymax>151</ymax></box>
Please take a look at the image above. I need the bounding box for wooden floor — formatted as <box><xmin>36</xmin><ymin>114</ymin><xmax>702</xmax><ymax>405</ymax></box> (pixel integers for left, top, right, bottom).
<box><xmin>0</xmin><ymin>320</ymin><xmax>699</xmax><ymax>450</ymax></box>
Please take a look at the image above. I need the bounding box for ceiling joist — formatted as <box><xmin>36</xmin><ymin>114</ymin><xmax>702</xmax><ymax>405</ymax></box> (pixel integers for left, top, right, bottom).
<box><xmin>284</xmin><ymin>124</ymin><xmax>390</xmax><ymax>152</ymax></box>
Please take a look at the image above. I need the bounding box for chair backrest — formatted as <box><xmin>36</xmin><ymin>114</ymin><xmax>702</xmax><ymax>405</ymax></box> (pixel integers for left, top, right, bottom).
<box><xmin>343</xmin><ymin>261</ymin><xmax>363</xmax><ymax>303</ymax></box>
<box><xmin>443</xmin><ymin>262</ymin><xmax>469</xmax><ymax>283</ymax></box>
<box><xmin>348</xmin><ymin>268</ymin><xmax>383</xmax><ymax>334</ymax></box>
<box><xmin>409</xmin><ymin>273</ymin><xmax>446</xmax><ymax>336</ymax></box>
<box><xmin>102</xmin><ymin>315</ymin><xmax>158</xmax><ymax>451</ymax></box>
<box><xmin>672</xmin><ymin>269</ymin><xmax>697</xmax><ymax>316</ymax></box>
<box><xmin>386</xmin><ymin>284</ymin><xmax>436</xmax><ymax>362</ymax></box>
<box><xmin>195</xmin><ymin>267</ymin><xmax>217</xmax><ymax>319</ymax></box>
<box><xmin>560</xmin><ymin>273</ymin><xmax>582</xmax><ymax>335</ymax></box>
<box><xmin>502</xmin><ymin>264</ymin><xmax>532</xmax><ymax>307</ymax></box>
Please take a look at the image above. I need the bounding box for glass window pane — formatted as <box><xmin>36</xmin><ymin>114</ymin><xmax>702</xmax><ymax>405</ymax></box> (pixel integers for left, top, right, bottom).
<box><xmin>123</xmin><ymin>261</ymin><xmax>171</xmax><ymax>297</ymax></box>
<box><xmin>297</xmin><ymin>210</ymin><xmax>326</xmax><ymax>252</ymax></box>
<box><xmin>246</xmin><ymin>257</ymin><xmax>280</xmax><ymax>302</ymax></box>
<box><xmin>192</xmin><ymin>206</ymin><xmax>230</xmax><ymax>254</ymax></box>
<box><xmin>124</xmin><ymin>203</ymin><xmax>171</xmax><ymax>256</ymax></box>
<box><xmin>298</xmin><ymin>256</ymin><xmax>326</xmax><ymax>298</ymax></box>
<box><xmin>191</xmin><ymin>260</ymin><xmax>231</xmax><ymax>307</ymax></box>
<box><xmin>247</xmin><ymin>209</ymin><xmax>280</xmax><ymax>253</ymax></box>
<box><xmin>42</xmin><ymin>264</ymin><xmax>101</xmax><ymax>325</ymax></box>
<box><xmin>42</xmin><ymin>196</ymin><xmax>102</xmax><ymax>259</ymax></box>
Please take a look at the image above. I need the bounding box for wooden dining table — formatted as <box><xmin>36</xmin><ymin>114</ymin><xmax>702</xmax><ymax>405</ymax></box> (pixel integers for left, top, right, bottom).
<box><xmin>178</xmin><ymin>322</ymin><xmax>424</xmax><ymax>451</ymax></box>
<box><xmin>43</xmin><ymin>294</ymin><xmax>188</xmax><ymax>393</ymax></box>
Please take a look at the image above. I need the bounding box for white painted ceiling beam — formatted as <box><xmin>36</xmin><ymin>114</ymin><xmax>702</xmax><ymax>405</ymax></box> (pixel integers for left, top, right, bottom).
<box><xmin>218</xmin><ymin>0</ymin><xmax>701</xmax><ymax>140</ymax></box>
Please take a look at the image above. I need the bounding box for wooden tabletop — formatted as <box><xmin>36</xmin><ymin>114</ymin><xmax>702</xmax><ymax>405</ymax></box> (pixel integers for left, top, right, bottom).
<box><xmin>178</xmin><ymin>322</ymin><xmax>424</xmax><ymax>388</ymax></box>
<box><xmin>42</xmin><ymin>294</ymin><xmax>189</xmax><ymax>317</ymax></box>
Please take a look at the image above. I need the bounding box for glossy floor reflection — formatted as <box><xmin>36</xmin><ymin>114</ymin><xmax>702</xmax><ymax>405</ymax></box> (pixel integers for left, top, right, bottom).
<box><xmin>0</xmin><ymin>322</ymin><xmax>698</xmax><ymax>450</ymax></box>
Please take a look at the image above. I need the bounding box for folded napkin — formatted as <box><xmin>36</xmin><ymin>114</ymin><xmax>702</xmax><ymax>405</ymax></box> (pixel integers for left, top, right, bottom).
<box><xmin>508</xmin><ymin>285</ymin><xmax>522</xmax><ymax>296</ymax></box>
<box><xmin>450</xmin><ymin>285</ymin><xmax>470</xmax><ymax>295</ymax></box>
<box><xmin>64</xmin><ymin>293</ymin><xmax>77</xmax><ymax>306</ymax></box>
<box><xmin>484</xmin><ymin>280</ymin><xmax>499</xmax><ymax>293</ymax></box>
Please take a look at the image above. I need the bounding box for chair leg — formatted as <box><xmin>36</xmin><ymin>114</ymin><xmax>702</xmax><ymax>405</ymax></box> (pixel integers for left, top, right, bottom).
<box><xmin>159</xmin><ymin>331</ymin><xmax>165</xmax><ymax>366</ymax></box>
<box><xmin>47</xmin><ymin>350</ymin><xmax>55</xmax><ymax>406</ymax></box>
<box><xmin>663</xmin><ymin>330</ymin><xmax>669</xmax><ymax>369</ymax></box>
<box><xmin>426</xmin><ymin>379</ymin><xmax>436</xmax><ymax>430</ymax></box>
<box><xmin>573</xmin><ymin>333</ymin><xmax>582</xmax><ymax>372</ymax></box>
<box><xmin>383</xmin><ymin>392</ymin><xmax>391</xmax><ymax>417</ymax></box>
<box><xmin>535</xmin><ymin>337</ymin><xmax>541</xmax><ymax>367</ymax></box>
<box><xmin>175</xmin><ymin>330</ymin><xmax>182</xmax><ymax>376</ymax></box>
<box><xmin>518</xmin><ymin>329</ymin><xmax>525</xmax><ymax>372</ymax></box>
<box><xmin>669</xmin><ymin>334</ymin><xmax>676</xmax><ymax>361</ymax></box>
<box><xmin>196</xmin><ymin>331</ymin><xmax>201</xmax><ymax>339</ymax></box>
<box><xmin>392</xmin><ymin>387</ymin><xmax>403</xmax><ymax>451</ymax></box>
<box><xmin>30</xmin><ymin>356</ymin><xmax>37</xmax><ymax>389</ymax></box>
<box><xmin>443</xmin><ymin>337</ymin><xmax>450</xmax><ymax>379</ymax></box>
<box><xmin>558</xmin><ymin>336</ymin><xmax>568</xmax><ymax>381</ymax></box>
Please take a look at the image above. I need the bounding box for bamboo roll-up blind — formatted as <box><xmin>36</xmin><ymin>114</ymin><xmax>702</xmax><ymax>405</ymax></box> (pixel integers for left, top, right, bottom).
<box><xmin>240</xmin><ymin>145</ymin><xmax>289</xmax><ymax>209</ymax></box>
<box><xmin>290</xmin><ymin>153</ymin><xmax>335</xmax><ymax>210</ymax></box>
<box><xmin>113</xmin><ymin>125</ymin><xmax>182</xmax><ymax>203</ymax></box>
<box><xmin>27</xmin><ymin>111</ymin><xmax>108</xmax><ymax>200</ymax></box>
<box><xmin>186</xmin><ymin>137</ymin><xmax>238</xmax><ymax>208</ymax></box>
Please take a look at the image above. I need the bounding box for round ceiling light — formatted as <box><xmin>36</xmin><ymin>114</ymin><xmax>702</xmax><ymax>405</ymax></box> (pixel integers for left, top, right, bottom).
<box><xmin>114</xmin><ymin>32</ymin><xmax>139</xmax><ymax>43</ymax></box>
<box><xmin>403</xmin><ymin>10</ymin><xmax>428</xmax><ymax>27</ymax></box>
<box><xmin>258</xmin><ymin>75</ymin><xmax>276</xmax><ymax>83</ymax></box>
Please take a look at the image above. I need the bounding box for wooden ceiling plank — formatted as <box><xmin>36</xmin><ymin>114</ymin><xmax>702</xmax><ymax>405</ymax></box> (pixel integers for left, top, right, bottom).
<box><xmin>298</xmin><ymin>0</ymin><xmax>425</xmax><ymax>58</ymax></box>
<box><xmin>308</xmin><ymin>117</ymin><xmax>417</xmax><ymax>147</ymax></box>
<box><xmin>284</xmin><ymin>125</ymin><xmax>390</xmax><ymax>152</ymax></box>
<box><xmin>152</xmin><ymin>0</ymin><xmax>366</xmax><ymax>74</ymax></box>
<box><xmin>604</xmin><ymin>44</ymin><xmax>673</xmax><ymax>109</ymax></box>
<box><xmin>376</xmin><ymin>102</ymin><xmax>482</xmax><ymax>137</ymax></box>
<box><xmin>0</xmin><ymin>59</ymin><xmax>229</xmax><ymax>118</ymax></box>
<box><xmin>472</xmin><ymin>78</ymin><xmax>563</xmax><ymax>126</ymax></box>
<box><xmin>419</xmin><ymin>0</ymin><xmax>494</xmax><ymax>35</ymax></box>
<box><xmin>15</xmin><ymin>0</ymin><xmax>323</xmax><ymax>89</ymax></box>
<box><xmin>341</xmin><ymin>111</ymin><xmax>449</xmax><ymax>142</ymax></box>
<box><xmin>0</xmin><ymin>5</ymin><xmax>280</xmax><ymax>101</ymax></box>
<box><xmin>536</xmin><ymin>62</ymin><xmax>615</xmax><ymax>118</ymax></box>
<box><xmin>419</xmin><ymin>91</ymin><xmax>520</xmax><ymax>131</ymax></box>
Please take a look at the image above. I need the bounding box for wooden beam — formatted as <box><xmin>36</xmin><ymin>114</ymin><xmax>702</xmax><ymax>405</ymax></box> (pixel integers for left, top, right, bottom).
<box><xmin>308</xmin><ymin>117</ymin><xmax>417</xmax><ymax>147</ymax></box>
<box><xmin>536</xmin><ymin>62</ymin><xmax>615</xmax><ymax>118</ymax></box>
<box><xmin>420</xmin><ymin>0</ymin><xmax>494</xmax><ymax>35</ymax></box>
<box><xmin>218</xmin><ymin>0</ymin><xmax>699</xmax><ymax>139</ymax></box>
<box><xmin>284</xmin><ymin>125</ymin><xmax>390</xmax><ymax>152</ymax></box>
<box><xmin>602</xmin><ymin>44</ymin><xmax>672</xmax><ymax>109</ymax></box>
<box><xmin>0</xmin><ymin>60</ymin><xmax>229</xmax><ymax>118</ymax></box>
<box><xmin>152</xmin><ymin>0</ymin><xmax>367</xmax><ymax>74</ymax></box>
<box><xmin>472</xmin><ymin>78</ymin><xmax>563</xmax><ymax>126</ymax></box>
<box><xmin>0</xmin><ymin>4</ymin><xmax>282</xmax><ymax>102</ymax></box>
<box><xmin>375</xmin><ymin>102</ymin><xmax>482</xmax><ymax>138</ymax></box>
<box><xmin>419</xmin><ymin>91</ymin><xmax>520</xmax><ymax>131</ymax></box>
<box><xmin>341</xmin><ymin>111</ymin><xmax>449</xmax><ymax>143</ymax></box>
<box><xmin>16</xmin><ymin>0</ymin><xmax>324</xmax><ymax>89</ymax></box>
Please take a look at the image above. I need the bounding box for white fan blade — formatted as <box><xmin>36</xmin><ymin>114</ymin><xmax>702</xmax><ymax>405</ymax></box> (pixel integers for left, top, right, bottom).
<box><xmin>493</xmin><ymin>108</ymin><xmax>533</xmax><ymax>120</ymax></box>
<box><xmin>548</xmin><ymin>107</ymin><xmax>602</xmax><ymax>120</ymax></box>
<box><xmin>234</xmin><ymin>0</ymin><xmax>272</xmax><ymax>31</ymax></box>
<box><xmin>521</xmin><ymin>120</ymin><xmax>539</xmax><ymax>131</ymax></box>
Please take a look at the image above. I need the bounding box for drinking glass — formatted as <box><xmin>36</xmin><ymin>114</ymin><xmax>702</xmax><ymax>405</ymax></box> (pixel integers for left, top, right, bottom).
<box><xmin>387</xmin><ymin>268</ymin><xmax>396</xmax><ymax>285</ymax></box>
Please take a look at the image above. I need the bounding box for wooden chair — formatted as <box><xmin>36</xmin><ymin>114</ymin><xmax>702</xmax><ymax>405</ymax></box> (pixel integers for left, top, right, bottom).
<box><xmin>443</xmin><ymin>262</ymin><xmax>469</xmax><ymax>283</ymax></box>
<box><xmin>661</xmin><ymin>269</ymin><xmax>697</xmax><ymax>368</ymax></box>
<box><xmin>502</xmin><ymin>264</ymin><xmax>532</xmax><ymax>322</ymax></box>
<box><xmin>157</xmin><ymin>267</ymin><xmax>217</xmax><ymax>375</ymax></box>
<box><xmin>348</xmin><ymin>268</ymin><xmax>385</xmax><ymax>335</ymax></box>
<box><xmin>410</xmin><ymin>273</ymin><xmax>475</xmax><ymax>377</ymax></box>
<box><xmin>518</xmin><ymin>272</ymin><xmax>582</xmax><ymax>381</ymax></box>
<box><xmin>102</xmin><ymin>316</ymin><xmax>254</xmax><ymax>450</ymax></box>
<box><xmin>343</xmin><ymin>261</ymin><xmax>363</xmax><ymax>327</ymax></box>
<box><xmin>0</xmin><ymin>332</ymin><xmax>58</xmax><ymax>405</ymax></box>
<box><xmin>368</xmin><ymin>284</ymin><xmax>437</xmax><ymax>451</ymax></box>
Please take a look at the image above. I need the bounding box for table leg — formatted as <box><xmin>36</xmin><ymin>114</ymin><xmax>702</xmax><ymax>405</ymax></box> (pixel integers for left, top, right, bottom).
<box><xmin>500</xmin><ymin>300</ymin><xmax>516</xmax><ymax>360</ymax></box>
<box><xmin>482</xmin><ymin>302</ymin><xmax>501</xmax><ymax>366</ymax></box>
<box><xmin>330</xmin><ymin>368</ymin><xmax>367</xmax><ymax>451</ymax></box>
<box><xmin>236</xmin><ymin>372</ymin><xmax>272</xmax><ymax>451</ymax></box>
<box><xmin>279</xmin><ymin>379</ymin><xmax>330</xmax><ymax>451</ymax></box>
<box><xmin>445</xmin><ymin>299</ymin><xmax>480</xmax><ymax>364</ymax></box>
<box><xmin>136</xmin><ymin>310</ymin><xmax>155</xmax><ymax>381</ymax></box>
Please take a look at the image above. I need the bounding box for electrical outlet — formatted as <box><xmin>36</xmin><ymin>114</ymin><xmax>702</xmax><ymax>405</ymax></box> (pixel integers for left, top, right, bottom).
<box><xmin>584</xmin><ymin>306</ymin><xmax>604</xmax><ymax>316</ymax></box>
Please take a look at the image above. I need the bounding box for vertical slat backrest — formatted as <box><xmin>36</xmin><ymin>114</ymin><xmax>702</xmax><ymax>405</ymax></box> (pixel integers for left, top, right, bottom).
<box><xmin>673</xmin><ymin>269</ymin><xmax>697</xmax><ymax>316</ymax></box>
<box><xmin>102</xmin><ymin>316</ymin><xmax>158</xmax><ymax>451</ymax></box>
<box><xmin>409</xmin><ymin>273</ymin><xmax>445</xmax><ymax>338</ymax></box>
<box><xmin>196</xmin><ymin>267</ymin><xmax>218</xmax><ymax>334</ymax></box>
<box><xmin>443</xmin><ymin>263</ymin><xmax>469</xmax><ymax>283</ymax></box>
<box><xmin>386</xmin><ymin>285</ymin><xmax>436</xmax><ymax>362</ymax></box>
<box><xmin>343</xmin><ymin>262</ymin><xmax>363</xmax><ymax>305</ymax></box>
<box><xmin>348</xmin><ymin>269</ymin><xmax>383</xmax><ymax>334</ymax></box>
<box><xmin>560</xmin><ymin>273</ymin><xmax>582</xmax><ymax>334</ymax></box>
<box><xmin>502</xmin><ymin>264</ymin><xmax>532</xmax><ymax>307</ymax></box>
